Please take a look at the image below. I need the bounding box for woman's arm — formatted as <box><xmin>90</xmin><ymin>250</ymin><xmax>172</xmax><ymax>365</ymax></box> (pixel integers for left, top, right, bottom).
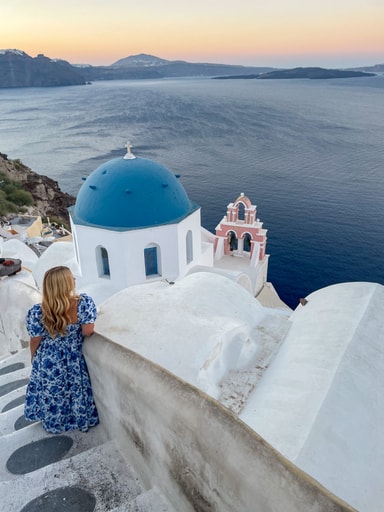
<box><xmin>82</xmin><ymin>323</ymin><xmax>95</xmax><ymax>337</ymax></box>
<box><xmin>30</xmin><ymin>336</ymin><xmax>42</xmax><ymax>362</ymax></box>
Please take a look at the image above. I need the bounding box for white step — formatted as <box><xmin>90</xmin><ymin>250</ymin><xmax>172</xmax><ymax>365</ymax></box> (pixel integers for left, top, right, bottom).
<box><xmin>0</xmin><ymin>440</ymin><xmax>143</xmax><ymax>511</ymax></box>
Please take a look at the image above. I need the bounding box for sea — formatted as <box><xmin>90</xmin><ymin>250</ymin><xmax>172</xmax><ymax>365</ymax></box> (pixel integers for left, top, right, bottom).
<box><xmin>0</xmin><ymin>75</ymin><xmax>383</xmax><ymax>309</ymax></box>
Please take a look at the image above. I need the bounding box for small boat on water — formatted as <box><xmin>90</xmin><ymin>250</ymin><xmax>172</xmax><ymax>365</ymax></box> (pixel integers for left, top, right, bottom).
<box><xmin>0</xmin><ymin>258</ymin><xmax>22</xmax><ymax>277</ymax></box>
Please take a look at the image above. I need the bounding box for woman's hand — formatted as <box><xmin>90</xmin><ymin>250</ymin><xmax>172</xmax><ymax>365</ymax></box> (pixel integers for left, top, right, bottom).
<box><xmin>82</xmin><ymin>323</ymin><xmax>95</xmax><ymax>337</ymax></box>
<box><xmin>30</xmin><ymin>336</ymin><xmax>42</xmax><ymax>362</ymax></box>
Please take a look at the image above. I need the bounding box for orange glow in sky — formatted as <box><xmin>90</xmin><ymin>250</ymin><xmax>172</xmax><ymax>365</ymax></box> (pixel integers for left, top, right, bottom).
<box><xmin>1</xmin><ymin>1</ymin><xmax>383</xmax><ymax>67</ymax></box>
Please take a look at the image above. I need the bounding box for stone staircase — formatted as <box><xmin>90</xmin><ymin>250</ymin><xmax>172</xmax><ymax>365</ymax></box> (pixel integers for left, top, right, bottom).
<box><xmin>0</xmin><ymin>349</ymin><xmax>175</xmax><ymax>512</ymax></box>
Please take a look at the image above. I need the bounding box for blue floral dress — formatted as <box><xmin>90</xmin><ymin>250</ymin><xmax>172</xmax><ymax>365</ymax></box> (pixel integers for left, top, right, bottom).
<box><xmin>24</xmin><ymin>293</ymin><xmax>99</xmax><ymax>434</ymax></box>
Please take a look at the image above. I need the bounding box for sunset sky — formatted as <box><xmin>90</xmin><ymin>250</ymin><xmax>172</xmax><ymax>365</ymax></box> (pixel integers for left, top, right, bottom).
<box><xmin>2</xmin><ymin>0</ymin><xmax>383</xmax><ymax>68</ymax></box>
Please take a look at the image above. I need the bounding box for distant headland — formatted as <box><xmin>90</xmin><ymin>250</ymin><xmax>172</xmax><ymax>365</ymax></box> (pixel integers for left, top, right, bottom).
<box><xmin>0</xmin><ymin>49</ymin><xmax>381</xmax><ymax>88</ymax></box>
<box><xmin>214</xmin><ymin>67</ymin><xmax>377</xmax><ymax>80</ymax></box>
<box><xmin>0</xmin><ymin>50</ymin><xmax>272</xmax><ymax>88</ymax></box>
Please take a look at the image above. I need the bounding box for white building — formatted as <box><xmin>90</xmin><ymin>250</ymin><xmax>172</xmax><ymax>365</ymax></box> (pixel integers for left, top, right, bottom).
<box><xmin>68</xmin><ymin>145</ymin><xmax>275</xmax><ymax>303</ymax></box>
<box><xmin>69</xmin><ymin>147</ymin><xmax>207</xmax><ymax>289</ymax></box>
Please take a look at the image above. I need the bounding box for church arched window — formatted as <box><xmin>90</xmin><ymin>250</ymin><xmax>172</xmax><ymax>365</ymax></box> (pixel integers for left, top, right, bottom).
<box><xmin>229</xmin><ymin>231</ymin><xmax>238</xmax><ymax>251</ymax></box>
<box><xmin>144</xmin><ymin>244</ymin><xmax>161</xmax><ymax>277</ymax></box>
<box><xmin>97</xmin><ymin>246</ymin><xmax>110</xmax><ymax>278</ymax></box>
<box><xmin>243</xmin><ymin>233</ymin><xmax>252</xmax><ymax>252</ymax></box>
<box><xmin>237</xmin><ymin>203</ymin><xmax>245</xmax><ymax>221</ymax></box>
<box><xmin>186</xmin><ymin>230</ymin><xmax>193</xmax><ymax>264</ymax></box>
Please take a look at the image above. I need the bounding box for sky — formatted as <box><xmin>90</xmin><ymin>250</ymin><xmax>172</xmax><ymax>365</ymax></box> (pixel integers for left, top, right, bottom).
<box><xmin>1</xmin><ymin>0</ymin><xmax>383</xmax><ymax>68</ymax></box>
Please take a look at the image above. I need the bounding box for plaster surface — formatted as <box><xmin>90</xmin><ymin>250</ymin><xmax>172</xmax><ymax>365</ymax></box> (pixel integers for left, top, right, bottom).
<box><xmin>0</xmin><ymin>236</ymin><xmax>381</xmax><ymax>510</ymax></box>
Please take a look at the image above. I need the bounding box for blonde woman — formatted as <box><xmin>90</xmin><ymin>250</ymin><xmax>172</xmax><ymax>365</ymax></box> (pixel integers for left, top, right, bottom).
<box><xmin>24</xmin><ymin>266</ymin><xmax>99</xmax><ymax>433</ymax></box>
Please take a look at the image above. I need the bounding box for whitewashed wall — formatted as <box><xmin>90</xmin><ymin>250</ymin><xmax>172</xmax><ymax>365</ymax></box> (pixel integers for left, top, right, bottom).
<box><xmin>71</xmin><ymin>209</ymin><xmax>203</xmax><ymax>288</ymax></box>
<box><xmin>84</xmin><ymin>334</ymin><xmax>355</xmax><ymax>512</ymax></box>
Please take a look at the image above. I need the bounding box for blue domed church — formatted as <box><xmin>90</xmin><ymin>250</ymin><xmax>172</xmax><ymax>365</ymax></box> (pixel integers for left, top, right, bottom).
<box><xmin>69</xmin><ymin>145</ymin><xmax>211</xmax><ymax>289</ymax></box>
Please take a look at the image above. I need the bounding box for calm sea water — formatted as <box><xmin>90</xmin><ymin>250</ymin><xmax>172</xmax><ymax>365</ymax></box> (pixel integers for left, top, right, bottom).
<box><xmin>1</xmin><ymin>76</ymin><xmax>383</xmax><ymax>308</ymax></box>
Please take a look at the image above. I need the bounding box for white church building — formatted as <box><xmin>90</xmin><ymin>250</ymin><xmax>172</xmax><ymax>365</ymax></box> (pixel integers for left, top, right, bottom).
<box><xmin>68</xmin><ymin>144</ymin><xmax>273</xmax><ymax>303</ymax></box>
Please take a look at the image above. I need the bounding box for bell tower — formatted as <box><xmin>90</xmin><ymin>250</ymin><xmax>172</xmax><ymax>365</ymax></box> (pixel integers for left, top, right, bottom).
<box><xmin>214</xmin><ymin>193</ymin><xmax>267</xmax><ymax>262</ymax></box>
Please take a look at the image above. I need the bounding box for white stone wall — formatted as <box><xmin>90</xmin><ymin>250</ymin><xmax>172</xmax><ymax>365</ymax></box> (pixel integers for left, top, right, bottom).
<box><xmin>71</xmin><ymin>209</ymin><xmax>203</xmax><ymax>289</ymax></box>
<box><xmin>0</xmin><ymin>277</ymin><xmax>40</xmax><ymax>356</ymax></box>
<box><xmin>84</xmin><ymin>334</ymin><xmax>355</xmax><ymax>512</ymax></box>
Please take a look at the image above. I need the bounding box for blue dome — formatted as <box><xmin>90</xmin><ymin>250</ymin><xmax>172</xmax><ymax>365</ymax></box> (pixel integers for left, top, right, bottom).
<box><xmin>70</xmin><ymin>156</ymin><xmax>198</xmax><ymax>230</ymax></box>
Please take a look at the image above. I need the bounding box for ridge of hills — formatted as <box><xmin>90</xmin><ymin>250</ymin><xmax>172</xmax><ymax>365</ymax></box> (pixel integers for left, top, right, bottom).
<box><xmin>1</xmin><ymin>49</ymin><xmax>382</xmax><ymax>88</ymax></box>
<box><xmin>0</xmin><ymin>49</ymin><xmax>274</xmax><ymax>88</ymax></box>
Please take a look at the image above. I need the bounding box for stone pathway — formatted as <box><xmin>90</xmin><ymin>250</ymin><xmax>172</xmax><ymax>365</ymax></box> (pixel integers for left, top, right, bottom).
<box><xmin>0</xmin><ymin>349</ymin><xmax>174</xmax><ymax>512</ymax></box>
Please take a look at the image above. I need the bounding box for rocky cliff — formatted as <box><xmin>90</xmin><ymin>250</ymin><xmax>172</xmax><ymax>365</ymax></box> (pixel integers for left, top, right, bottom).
<box><xmin>0</xmin><ymin>152</ymin><xmax>75</xmax><ymax>224</ymax></box>
<box><xmin>0</xmin><ymin>50</ymin><xmax>85</xmax><ymax>87</ymax></box>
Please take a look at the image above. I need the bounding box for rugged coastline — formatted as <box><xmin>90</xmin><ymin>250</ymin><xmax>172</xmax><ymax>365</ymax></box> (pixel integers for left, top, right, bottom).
<box><xmin>0</xmin><ymin>50</ymin><xmax>273</xmax><ymax>87</ymax></box>
<box><xmin>0</xmin><ymin>152</ymin><xmax>75</xmax><ymax>225</ymax></box>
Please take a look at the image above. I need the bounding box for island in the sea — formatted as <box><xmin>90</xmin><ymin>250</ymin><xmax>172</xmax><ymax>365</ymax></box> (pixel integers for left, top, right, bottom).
<box><xmin>1</xmin><ymin>49</ymin><xmax>378</xmax><ymax>88</ymax></box>
<box><xmin>214</xmin><ymin>67</ymin><xmax>376</xmax><ymax>80</ymax></box>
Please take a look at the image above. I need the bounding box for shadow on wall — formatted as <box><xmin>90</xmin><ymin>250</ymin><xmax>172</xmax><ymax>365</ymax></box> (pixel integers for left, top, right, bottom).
<box><xmin>84</xmin><ymin>335</ymin><xmax>356</xmax><ymax>512</ymax></box>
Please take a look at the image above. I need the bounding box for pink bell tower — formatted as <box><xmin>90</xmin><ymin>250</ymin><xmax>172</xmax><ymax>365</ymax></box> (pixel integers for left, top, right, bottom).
<box><xmin>214</xmin><ymin>193</ymin><xmax>268</xmax><ymax>264</ymax></box>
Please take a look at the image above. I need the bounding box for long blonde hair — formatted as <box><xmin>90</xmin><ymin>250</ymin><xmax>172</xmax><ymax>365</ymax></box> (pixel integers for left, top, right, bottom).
<box><xmin>41</xmin><ymin>266</ymin><xmax>79</xmax><ymax>337</ymax></box>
